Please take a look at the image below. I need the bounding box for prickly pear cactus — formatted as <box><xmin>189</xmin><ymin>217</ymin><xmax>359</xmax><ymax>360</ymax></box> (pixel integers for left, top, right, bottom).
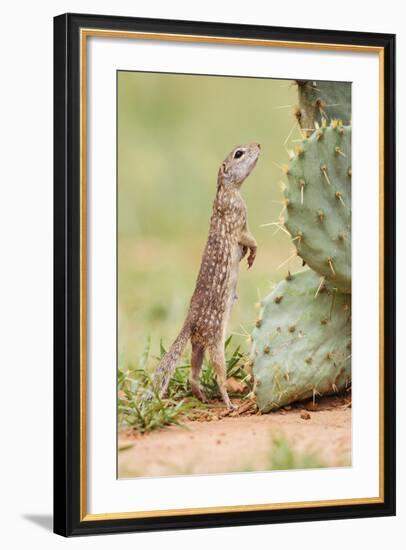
<box><xmin>252</xmin><ymin>269</ymin><xmax>351</xmax><ymax>412</ymax></box>
<box><xmin>284</xmin><ymin>122</ymin><xmax>351</xmax><ymax>293</ymax></box>
<box><xmin>294</xmin><ymin>80</ymin><xmax>351</xmax><ymax>136</ymax></box>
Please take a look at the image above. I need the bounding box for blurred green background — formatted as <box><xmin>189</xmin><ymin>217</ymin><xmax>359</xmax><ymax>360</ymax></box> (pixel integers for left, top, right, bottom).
<box><xmin>118</xmin><ymin>71</ymin><xmax>303</xmax><ymax>364</ymax></box>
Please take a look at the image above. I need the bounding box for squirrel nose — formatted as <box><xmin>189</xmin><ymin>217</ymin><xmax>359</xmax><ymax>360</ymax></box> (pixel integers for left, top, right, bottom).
<box><xmin>257</xmin><ymin>143</ymin><xmax>261</xmax><ymax>149</ymax></box>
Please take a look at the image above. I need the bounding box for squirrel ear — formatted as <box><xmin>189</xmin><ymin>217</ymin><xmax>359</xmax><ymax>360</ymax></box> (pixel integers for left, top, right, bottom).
<box><xmin>221</xmin><ymin>162</ymin><xmax>228</xmax><ymax>175</ymax></box>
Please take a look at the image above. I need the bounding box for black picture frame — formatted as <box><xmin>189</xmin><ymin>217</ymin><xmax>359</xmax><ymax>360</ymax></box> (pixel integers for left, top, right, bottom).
<box><xmin>54</xmin><ymin>12</ymin><xmax>396</xmax><ymax>537</ymax></box>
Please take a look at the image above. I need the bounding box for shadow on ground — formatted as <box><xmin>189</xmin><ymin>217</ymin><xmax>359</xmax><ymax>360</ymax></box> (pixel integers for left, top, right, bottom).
<box><xmin>22</xmin><ymin>514</ymin><xmax>53</xmax><ymax>532</ymax></box>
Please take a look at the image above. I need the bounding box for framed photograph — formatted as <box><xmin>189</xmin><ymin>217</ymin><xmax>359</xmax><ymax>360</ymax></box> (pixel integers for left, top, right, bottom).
<box><xmin>54</xmin><ymin>13</ymin><xmax>396</xmax><ymax>536</ymax></box>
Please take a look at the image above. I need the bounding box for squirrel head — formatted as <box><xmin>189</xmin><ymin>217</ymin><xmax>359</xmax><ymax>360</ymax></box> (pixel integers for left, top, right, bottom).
<box><xmin>218</xmin><ymin>143</ymin><xmax>261</xmax><ymax>188</ymax></box>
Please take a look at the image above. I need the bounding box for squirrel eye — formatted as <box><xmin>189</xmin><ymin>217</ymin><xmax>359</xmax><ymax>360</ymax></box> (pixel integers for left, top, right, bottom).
<box><xmin>234</xmin><ymin>150</ymin><xmax>244</xmax><ymax>159</ymax></box>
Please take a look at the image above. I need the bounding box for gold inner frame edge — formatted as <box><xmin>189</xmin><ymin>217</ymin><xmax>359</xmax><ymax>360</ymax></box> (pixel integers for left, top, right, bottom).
<box><xmin>79</xmin><ymin>28</ymin><xmax>385</xmax><ymax>522</ymax></box>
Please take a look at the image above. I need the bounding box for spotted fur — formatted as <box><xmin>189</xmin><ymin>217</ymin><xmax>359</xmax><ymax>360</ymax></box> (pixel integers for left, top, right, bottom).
<box><xmin>152</xmin><ymin>143</ymin><xmax>261</xmax><ymax>409</ymax></box>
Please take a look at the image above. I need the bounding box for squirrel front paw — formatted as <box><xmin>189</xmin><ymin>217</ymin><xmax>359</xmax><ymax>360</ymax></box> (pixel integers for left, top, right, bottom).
<box><xmin>247</xmin><ymin>246</ymin><xmax>257</xmax><ymax>268</ymax></box>
<box><xmin>240</xmin><ymin>244</ymin><xmax>248</xmax><ymax>260</ymax></box>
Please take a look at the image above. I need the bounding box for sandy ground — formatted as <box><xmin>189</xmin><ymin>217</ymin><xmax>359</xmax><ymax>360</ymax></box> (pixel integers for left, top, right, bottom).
<box><xmin>118</xmin><ymin>395</ymin><xmax>351</xmax><ymax>478</ymax></box>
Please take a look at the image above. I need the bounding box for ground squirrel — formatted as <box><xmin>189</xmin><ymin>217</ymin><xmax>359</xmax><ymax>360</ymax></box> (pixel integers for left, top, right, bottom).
<box><xmin>152</xmin><ymin>143</ymin><xmax>261</xmax><ymax>409</ymax></box>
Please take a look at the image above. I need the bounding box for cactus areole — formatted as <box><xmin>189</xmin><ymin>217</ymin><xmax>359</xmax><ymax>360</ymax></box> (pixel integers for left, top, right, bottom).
<box><xmin>295</xmin><ymin>80</ymin><xmax>351</xmax><ymax>135</ymax></box>
<box><xmin>284</xmin><ymin>124</ymin><xmax>351</xmax><ymax>293</ymax></box>
<box><xmin>252</xmin><ymin>270</ymin><xmax>351</xmax><ymax>412</ymax></box>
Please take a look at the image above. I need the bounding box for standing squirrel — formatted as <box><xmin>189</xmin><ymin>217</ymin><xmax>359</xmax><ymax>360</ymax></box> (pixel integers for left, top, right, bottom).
<box><xmin>152</xmin><ymin>143</ymin><xmax>261</xmax><ymax>409</ymax></box>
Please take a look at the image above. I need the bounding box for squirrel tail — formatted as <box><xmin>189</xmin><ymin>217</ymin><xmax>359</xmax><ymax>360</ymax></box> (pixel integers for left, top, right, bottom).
<box><xmin>152</xmin><ymin>323</ymin><xmax>192</xmax><ymax>398</ymax></box>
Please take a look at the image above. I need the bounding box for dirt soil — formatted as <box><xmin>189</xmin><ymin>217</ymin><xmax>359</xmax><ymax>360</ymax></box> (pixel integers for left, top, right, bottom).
<box><xmin>118</xmin><ymin>395</ymin><xmax>351</xmax><ymax>478</ymax></box>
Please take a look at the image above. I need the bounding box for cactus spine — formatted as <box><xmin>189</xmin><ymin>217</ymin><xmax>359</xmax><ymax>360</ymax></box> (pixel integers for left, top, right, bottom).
<box><xmin>252</xmin><ymin>79</ymin><xmax>352</xmax><ymax>411</ymax></box>
<box><xmin>294</xmin><ymin>80</ymin><xmax>351</xmax><ymax>136</ymax></box>
<box><xmin>252</xmin><ymin>270</ymin><xmax>351</xmax><ymax>412</ymax></box>
<box><xmin>284</xmin><ymin>122</ymin><xmax>351</xmax><ymax>293</ymax></box>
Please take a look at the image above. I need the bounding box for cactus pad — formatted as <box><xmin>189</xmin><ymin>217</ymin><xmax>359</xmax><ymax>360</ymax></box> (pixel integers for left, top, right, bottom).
<box><xmin>284</xmin><ymin>123</ymin><xmax>351</xmax><ymax>292</ymax></box>
<box><xmin>252</xmin><ymin>270</ymin><xmax>351</xmax><ymax>412</ymax></box>
<box><xmin>295</xmin><ymin>80</ymin><xmax>351</xmax><ymax>135</ymax></box>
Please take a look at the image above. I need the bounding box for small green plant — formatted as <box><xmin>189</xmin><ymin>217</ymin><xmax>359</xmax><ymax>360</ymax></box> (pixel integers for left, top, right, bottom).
<box><xmin>118</xmin><ymin>366</ymin><xmax>197</xmax><ymax>433</ymax></box>
<box><xmin>118</xmin><ymin>335</ymin><xmax>251</xmax><ymax>432</ymax></box>
<box><xmin>239</xmin><ymin>434</ymin><xmax>326</xmax><ymax>472</ymax></box>
<box><xmin>270</xmin><ymin>434</ymin><xmax>324</xmax><ymax>470</ymax></box>
<box><xmin>163</xmin><ymin>335</ymin><xmax>252</xmax><ymax>400</ymax></box>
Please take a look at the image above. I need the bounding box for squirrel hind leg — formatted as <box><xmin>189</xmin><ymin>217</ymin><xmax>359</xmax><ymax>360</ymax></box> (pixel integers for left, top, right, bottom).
<box><xmin>190</xmin><ymin>343</ymin><xmax>207</xmax><ymax>403</ymax></box>
<box><xmin>208</xmin><ymin>344</ymin><xmax>235</xmax><ymax>410</ymax></box>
